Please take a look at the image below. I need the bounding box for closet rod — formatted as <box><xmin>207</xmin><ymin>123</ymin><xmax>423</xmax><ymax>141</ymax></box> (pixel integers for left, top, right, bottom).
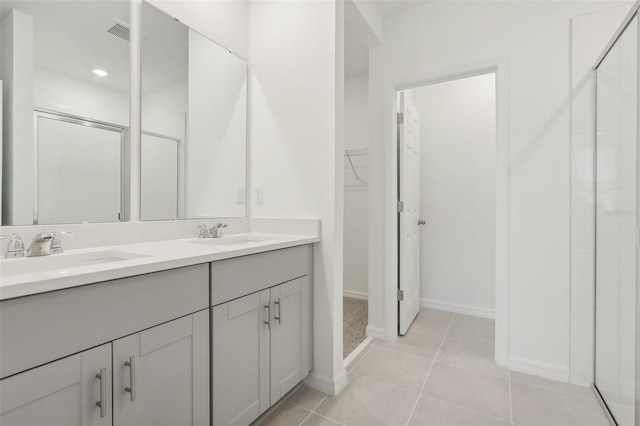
<box><xmin>344</xmin><ymin>148</ymin><xmax>369</xmax><ymax>157</ymax></box>
<box><xmin>344</xmin><ymin>149</ymin><xmax>368</xmax><ymax>185</ymax></box>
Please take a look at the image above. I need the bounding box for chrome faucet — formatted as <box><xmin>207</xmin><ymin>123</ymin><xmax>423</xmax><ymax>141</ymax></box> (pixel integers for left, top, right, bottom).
<box><xmin>211</xmin><ymin>223</ymin><xmax>227</xmax><ymax>238</ymax></box>
<box><xmin>27</xmin><ymin>232</ymin><xmax>54</xmax><ymax>257</ymax></box>
<box><xmin>1</xmin><ymin>234</ymin><xmax>26</xmax><ymax>258</ymax></box>
<box><xmin>196</xmin><ymin>223</ymin><xmax>228</xmax><ymax>239</ymax></box>
<box><xmin>26</xmin><ymin>231</ymin><xmax>75</xmax><ymax>257</ymax></box>
<box><xmin>196</xmin><ymin>224</ymin><xmax>212</xmax><ymax>239</ymax></box>
<box><xmin>50</xmin><ymin>231</ymin><xmax>75</xmax><ymax>254</ymax></box>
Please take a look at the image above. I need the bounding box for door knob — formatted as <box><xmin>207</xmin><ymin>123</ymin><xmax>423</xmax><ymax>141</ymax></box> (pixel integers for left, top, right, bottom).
<box><xmin>418</xmin><ymin>219</ymin><xmax>426</xmax><ymax>226</ymax></box>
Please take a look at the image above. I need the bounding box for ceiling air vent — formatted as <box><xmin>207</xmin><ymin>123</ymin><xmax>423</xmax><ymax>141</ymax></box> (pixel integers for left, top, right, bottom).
<box><xmin>105</xmin><ymin>19</ymin><xmax>130</xmax><ymax>42</ymax></box>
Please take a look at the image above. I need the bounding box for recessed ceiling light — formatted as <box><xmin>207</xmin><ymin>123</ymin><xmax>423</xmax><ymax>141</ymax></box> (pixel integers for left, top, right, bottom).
<box><xmin>93</xmin><ymin>69</ymin><xmax>108</xmax><ymax>77</ymax></box>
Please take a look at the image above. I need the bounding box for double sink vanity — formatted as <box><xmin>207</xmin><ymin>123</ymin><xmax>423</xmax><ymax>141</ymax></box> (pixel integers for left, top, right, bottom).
<box><xmin>0</xmin><ymin>0</ymin><xmax>314</xmax><ymax>423</ymax></box>
<box><xmin>0</xmin><ymin>225</ymin><xmax>319</xmax><ymax>425</ymax></box>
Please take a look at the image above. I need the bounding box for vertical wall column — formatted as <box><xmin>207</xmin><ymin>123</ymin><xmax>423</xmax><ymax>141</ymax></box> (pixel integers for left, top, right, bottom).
<box><xmin>129</xmin><ymin>0</ymin><xmax>142</xmax><ymax>221</ymax></box>
<box><xmin>1</xmin><ymin>10</ymin><xmax>34</xmax><ymax>225</ymax></box>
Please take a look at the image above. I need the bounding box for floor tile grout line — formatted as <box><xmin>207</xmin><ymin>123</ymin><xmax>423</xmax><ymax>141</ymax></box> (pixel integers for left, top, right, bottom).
<box><xmin>309</xmin><ymin>411</ymin><xmax>348</xmax><ymax>426</ymax></box>
<box><xmin>433</xmin><ymin>361</ymin><xmax>510</xmax><ymax>380</ymax></box>
<box><xmin>348</xmin><ymin>371</ymin><xmax>422</xmax><ymax>395</ymax></box>
<box><xmin>389</xmin><ymin>327</ymin><xmax>449</xmax><ymax>339</ymax></box>
<box><xmin>508</xmin><ymin>367</ymin><xmax>514</xmax><ymax>426</ymax></box>
<box><xmin>371</xmin><ymin>342</ymin><xmax>438</xmax><ymax>360</ymax></box>
<box><xmin>367</xmin><ymin>342</ymin><xmax>438</xmax><ymax>362</ymax></box>
<box><xmin>444</xmin><ymin>335</ymin><xmax>496</xmax><ymax>349</ymax></box>
<box><xmin>346</xmin><ymin>342</ymin><xmax>373</xmax><ymax>372</ymax></box>
<box><xmin>297</xmin><ymin>408</ymin><xmax>314</xmax><ymax>426</ymax></box>
<box><xmin>419</xmin><ymin>394</ymin><xmax>514</xmax><ymax>424</ymax></box>
<box><xmin>509</xmin><ymin>378</ymin><xmax>597</xmax><ymax>400</ymax></box>
<box><xmin>288</xmin><ymin>393</ymin><xmax>329</xmax><ymax>414</ymax></box>
<box><xmin>404</xmin><ymin>313</ymin><xmax>455</xmax><ymax>426</ymax></box>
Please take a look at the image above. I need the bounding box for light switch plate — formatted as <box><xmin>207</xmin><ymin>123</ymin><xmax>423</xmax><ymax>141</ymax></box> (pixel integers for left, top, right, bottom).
<box><xmin>255</xmin><ymin>186</ymin><xmax>263</xmax><ymax>204</ymax></box>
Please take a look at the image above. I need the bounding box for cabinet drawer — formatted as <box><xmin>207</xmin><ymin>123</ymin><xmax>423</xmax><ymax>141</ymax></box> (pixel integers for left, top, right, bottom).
<box><xmin>0</xmin><ymin>264</ymin><xmax>208</xmax><ymax>379</ymax></box>
<box><xmin>210</xmin><ymin>245</ymin><xmax>312</xmax><ymax>306</ymax></box>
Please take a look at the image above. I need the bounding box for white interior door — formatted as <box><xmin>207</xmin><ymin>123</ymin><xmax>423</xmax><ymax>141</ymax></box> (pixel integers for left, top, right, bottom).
<box><xmin>398</xmin><ymin>92</ymin><xmax>422</xmax><ymax>335</ymax></box>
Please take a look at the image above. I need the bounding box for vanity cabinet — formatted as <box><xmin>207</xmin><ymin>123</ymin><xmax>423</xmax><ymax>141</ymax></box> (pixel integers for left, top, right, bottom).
<box><xmin>211</xmin><ymin>246</ymin><xmax>312</xmax><ymax>426</ymax></box>
<box><xmin>0</xmin><ymin>312</ymin><xmax>209</xmax><ymax>426</ymax></box>
<box><xmin>0</xmin><ymin>264</ymin><xmax>209</xmax><ymax>426</ymax></box>
<box><xmin>113</xmin><ymin>311</ymin><xmax>209</xmax><ymax>426</ymax></box>
<box><xmin>0</xmin><ymin>243</ymin><xmax>315</xmax><ymax>426</ymax></box>
<box><xmin>212</xmin><ymin>290</ymin><xmax>270</xmax><ymax>425</ymax></box>
<box><xmin>0</xmin><ymin>312</ymin><xmax>208</xmax><ymax>426</ymax></box>
<box><xmin>0</xmin><ymin>343</ymin><xmax>112</xmax><ymax>426</ymax></box>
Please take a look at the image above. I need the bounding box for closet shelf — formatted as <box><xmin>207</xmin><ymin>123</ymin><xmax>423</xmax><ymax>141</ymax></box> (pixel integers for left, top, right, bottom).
<box><xmin>344</xmin><ymin>149</ymin><xmax>368</xmax><ymax>186</ymax></box>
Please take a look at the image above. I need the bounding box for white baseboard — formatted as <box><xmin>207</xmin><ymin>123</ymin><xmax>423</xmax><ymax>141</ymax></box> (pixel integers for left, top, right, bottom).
<box><xmin>304</xmin><ymin>369</ymin><xmax>348</xmax><ymax>396</ymax></box>
<box><xmin>420</xmin><ymin>298</ymin><xmax>495</xmax><ymax>319</ymax></box>
<box><xmin>365</xmin><ymin>325</ymin><xmax>386</xmax><ymax>340</ymax></box>
<box><xmin>570</xmin><ymin>364</ymin><xmax>593</xmax><ymax>387</ymax></box>
<box><xmin>343</xmin><ymin>290</ymin><xmax>368</xmax><ymax>300</ymax></box>
<box><xmin>509</xmin><ymin>356</ymin><xmax>570</xmax><ymax>382</ymax></box>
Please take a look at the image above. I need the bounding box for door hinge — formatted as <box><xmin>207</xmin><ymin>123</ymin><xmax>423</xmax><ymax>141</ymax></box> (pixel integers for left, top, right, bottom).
<box><xmin>397</xmin><ymin>200</ymin><xmax>404</xmax><ymax>213</ymax></box>
<box><xmin>397</xmin><ymin>289</ymin><xmax>404</xmax><ymax>301</ymax></box>
<box><xmin>397</xmin><ymin>112</ymin><xmax>404</xmax><ymax>125</ymax></box>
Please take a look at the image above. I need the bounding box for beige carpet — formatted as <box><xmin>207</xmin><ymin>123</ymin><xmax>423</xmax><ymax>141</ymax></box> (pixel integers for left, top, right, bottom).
<box><xmin>343</xmin><ymin>297</ymin><xmax>368</xmax><ymax>358</ymax></box>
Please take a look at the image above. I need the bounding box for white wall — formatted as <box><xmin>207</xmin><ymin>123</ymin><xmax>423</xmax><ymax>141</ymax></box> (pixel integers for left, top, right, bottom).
<box><xmin>410</xmin><ymin>73</ymin><xmax>496</xmax><ymax>316</ymax></box>
<box><xmin>248</xmin><ymin>0</ymin><xmax>346</xmax><ymax>394</ymax></box>
<box><xmin>343</xmin><ymin>74</ymin><xmax>369</xmax><ymax>299</ymax></box>
<box><xmin>570</xmin><ymin>4</ymin><xmax>631</xmax><ymax>386</ymax></box>
<box><xmin>148</xmin><ymin>0</ymin><xmax>248</xmax><ymax>59</ymax></box>
<box><xmin>187</xmin><ymin>29</ymin><xmax>246</xmax><ymax>219</ymax></box>
<box><xmin>368</xmin><ymin>1</ymin><xmax>632</xmax><ymax>380</ymax></box>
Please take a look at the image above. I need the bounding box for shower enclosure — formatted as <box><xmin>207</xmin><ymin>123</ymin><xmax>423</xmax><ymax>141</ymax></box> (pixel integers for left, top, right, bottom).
<box><xmin>593</xmin><ymin>3</ymin><xmax>639</xmax><ymax>425</ymax></box>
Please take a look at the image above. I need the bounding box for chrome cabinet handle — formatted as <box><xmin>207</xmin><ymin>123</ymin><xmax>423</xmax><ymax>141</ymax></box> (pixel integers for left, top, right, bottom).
<box><xmin>124</xmin><ymin>356</ymin><xmax>136</xmax><ymax>401</ymax></box>
<box><xmin>95</xmin><ymin>368</ymin><xmax>107</xmax><ymax>417</ymax></box>
<box><xmin>264</xmin><ymin>304</ymin><xmax>271</xmax><ymax>329</ymax></box>
<box><xmin>274</xmin><ymin>299</ymin><xmax>281</xmax><ymax>325</ymax></box>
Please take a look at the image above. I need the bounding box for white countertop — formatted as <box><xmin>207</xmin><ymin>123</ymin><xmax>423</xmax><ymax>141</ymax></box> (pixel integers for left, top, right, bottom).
<box><xmin>0</xmin><ymin>232</ymin><xmax>318</xmax><ymax>301</ymax></box>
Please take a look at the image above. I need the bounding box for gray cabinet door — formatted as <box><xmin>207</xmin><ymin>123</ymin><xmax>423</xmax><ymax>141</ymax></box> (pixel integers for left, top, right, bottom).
<box><xmin>113</xmin><ymin>311</ymin><xmax>209</xmax><ymax>426</ymax></box>
<box><xmin>212</xmin><ymin>289</ymin><xmax>270</xmax><ymax>426</ymax></box>
<box><xmin>0</xmin><ymin>343</ymin><xmax>111</xmax><ymax>426</ymax></box>
<box><xmin>270</xmin><ymin>277</ymin><xmax>309</xmax><ymax>403</ymax></box>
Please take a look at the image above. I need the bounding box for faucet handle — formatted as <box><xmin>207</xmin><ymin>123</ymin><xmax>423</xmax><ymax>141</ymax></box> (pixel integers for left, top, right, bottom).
<box><xmin>196</xmin><ymin>224</ymin><xmax>211</xmax><ymax>239</ymax></box>
<box><xmin>211</xmin><ymin>223</ymin><xmax>228</xmax><ymax>238</ymax></box>
<box><xmin>0</xmin><ymin>234</ymin><xmax>26</xmax><ymax>258</ymax></box>
<box><xmin>50</xmin><ymin>231</ymin><xmax>75</xmax><ymax>254</ymax></box>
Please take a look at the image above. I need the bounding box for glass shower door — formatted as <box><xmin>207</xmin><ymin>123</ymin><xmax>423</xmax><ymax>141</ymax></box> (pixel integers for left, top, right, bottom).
<box><xmin>594</xmin><ymin>13</ymin><xmax>638</xmax><ymax>426</ymax></box>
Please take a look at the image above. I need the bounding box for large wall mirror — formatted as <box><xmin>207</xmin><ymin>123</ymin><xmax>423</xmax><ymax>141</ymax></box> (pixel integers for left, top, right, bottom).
<box><xmin>0</xmin><ymin>0</ymin><xmax>247</xmax><ymax>225</ymax></box>
<box><xmin>1</xmin><ymin>0</ymin><xmax>130</xmax><ymax>225</ymax></box>
<box><xmin>141</xmin><ymin>1</ymin><xmax>247</xmax><ymax>220</ymax></box>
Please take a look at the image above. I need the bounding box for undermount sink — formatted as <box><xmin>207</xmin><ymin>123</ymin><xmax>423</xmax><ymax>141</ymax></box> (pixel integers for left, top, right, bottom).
<box><xmin>0</xmin><ymin>250</ymin><xmax>150</xmax><ymax>278</ymax></box>
<box><xmin>188</xmin><ymin>235</ymin><xmax>281</xmax><ymax>247</ymax></box>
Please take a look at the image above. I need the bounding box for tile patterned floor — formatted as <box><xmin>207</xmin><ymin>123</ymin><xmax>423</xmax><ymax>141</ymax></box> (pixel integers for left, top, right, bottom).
<box><xmin>260</xmin><ymin>308</ymin><xmax>610</xmax><ymax>426</ymax></box>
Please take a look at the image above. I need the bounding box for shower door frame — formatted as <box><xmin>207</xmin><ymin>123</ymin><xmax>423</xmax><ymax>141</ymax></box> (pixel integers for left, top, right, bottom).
<box><xmin>33</xmin><ymin>109</ymin><xmax>129</xmax><ymax>225</ymax></box>
<box><xmin>592</xmin><ymin>1</ymin><xmax>640</xmax><ymax>424</ymax></box>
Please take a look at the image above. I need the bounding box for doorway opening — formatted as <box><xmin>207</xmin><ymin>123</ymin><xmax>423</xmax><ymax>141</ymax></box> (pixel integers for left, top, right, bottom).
<box><xmin>395</xmin><ymin>72</ymin><xmax>501</xmax><ymax>351</ymax></box>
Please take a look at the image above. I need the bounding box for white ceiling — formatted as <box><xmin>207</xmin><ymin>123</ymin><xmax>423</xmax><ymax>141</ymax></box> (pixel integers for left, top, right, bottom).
<box><xmin>2</xmin><ymin>1</ymin><xmax>429</xmax><ymax>88</ymax></box>
<box><xmin>345</xmin><ymin>0</ymin><xmax>431</xmax><ymax>78</ymax></box>
<box><xmin>0</xmin><ymin>0</ymin><xmax>188</xmax><ymax>95</ymax></box>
